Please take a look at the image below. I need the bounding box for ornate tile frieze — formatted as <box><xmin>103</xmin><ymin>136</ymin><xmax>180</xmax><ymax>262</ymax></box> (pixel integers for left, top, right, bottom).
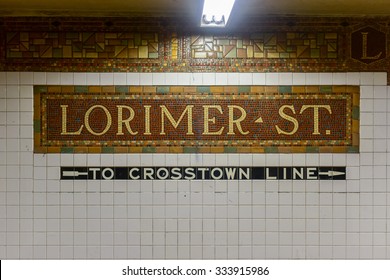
<box><xmin>0</xmin><ymin>17</ymin><xmax>389</xmax><ymax>82</ymax></box>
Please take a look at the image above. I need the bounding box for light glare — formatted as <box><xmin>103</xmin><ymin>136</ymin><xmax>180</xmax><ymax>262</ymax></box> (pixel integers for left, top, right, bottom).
<box><xmin>201</xmin><ymin>0</ymin><xmax>236</xmax><ymax>27</ymax></box>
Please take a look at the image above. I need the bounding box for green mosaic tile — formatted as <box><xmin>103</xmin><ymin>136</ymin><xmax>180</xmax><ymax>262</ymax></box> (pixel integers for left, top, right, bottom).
<box><xmin>157</xmin><ymin>86</ymin><xmax>170</xmax><ymax>94</ymax></box>
<box><xmin>61</xmin><ymin>147</ymin><xmax>74</xmax><ymax>153</ymax></box>
<box><xmin>143</xmin><ymin>147</ymin><xmax>157</xmax><ymax>153</ymax></box>
<box><xmin>352</xmin><ymin>106</ymin><xmax>360</xmax><ymax>120</ymax></box>
<box><xmin>320</xmin><ymin>86</ymin><xmax>332</xmax><ymax>93</ymax></box>
<box><xmin>224</xmin><ymin>147</ymin><xmax>237</xmax><ymax>153</ymax></box>
<box><xmin>34</xmin><ymin>86</ymin><xmax>48</xmax><ymax>93</ymax></box>
<box><xmin>115</xmin><ymin>86</ymin><xmax>129</xmax><ymax>93</ymax></box>
<box><xmin>184</xmin><ymin>147</ymin><xmax>198</xmax><ymax>153</ymax></box>
<box><xmin>279</xmin><ymin>86</ymin><xmax>292</xmax><ymax>93</ymax></box>
<box><xmin>33</xmin><ymin>120</ymin><xmax>41</xmax><ymax>133</ymax></box>
<box><xmin>347</xmin><ymin>146</ymin><xmax>359</xmax><ymax>153</ymax></box>
<box><xmin>238</xmin><ymin>86</ymin><xmax>251</xmax><ymax>93</ymax></box>
<box><xmin>102</xmin><ymin>147</ymin><xmax>115</xmax><ymax>153</ymax></box>
<box><xmin>306</xmin><ymin>146</ymin><xmax>319</xmax><ymax>153</ymax></box>
<box><xmin>264</xmin><ymin>147</ymin><xmax>279</xmax><ymax>153</ymax></box>
<box><xmin>74</xmin><ymin>86</ymin><xmax>88</xmax><ymax>93</ymax></box>
<box><xmin>197</xmin><ymin>86</ymin><xmax>211</xmax><ymax>93</ymax></box>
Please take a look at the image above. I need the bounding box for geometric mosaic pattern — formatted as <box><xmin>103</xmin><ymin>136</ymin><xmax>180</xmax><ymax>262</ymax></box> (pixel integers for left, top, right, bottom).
<box><xmin>1</xmin><ymin>17</ymin><xmax>390</xmax><ymax>81</ymax></box>
<box><xmin>6</xmin><ymin>32</ymin><xmax>159</xmax><ymax>59</ymax></box>
<box><xmin>190</xmin><ymin>32</ymin><xmax>338</xmax><ymax>59</ymax></box>
<box><xmin>34</xmin><ymin>85</ymin><xmax>359</xmax><ymax>154</ymax></box>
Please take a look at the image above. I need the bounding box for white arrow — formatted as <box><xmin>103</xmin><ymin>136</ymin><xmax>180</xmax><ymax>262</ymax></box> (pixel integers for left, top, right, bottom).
<box><xmin>318</xmin><ymin>170</ymin><xmax>345</xmax><ymax>177</ymax></box>
<box><xmin>62</xmin><ymin>171</ymin><xmax>89</xmax><ymax>177</ymax></box>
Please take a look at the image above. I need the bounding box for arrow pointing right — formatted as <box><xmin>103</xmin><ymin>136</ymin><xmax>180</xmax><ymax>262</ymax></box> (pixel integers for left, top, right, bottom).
<box><xmin>318</xmin><ymin>170</ymin><xmax>345</xmax><ymax>177</ymax></box>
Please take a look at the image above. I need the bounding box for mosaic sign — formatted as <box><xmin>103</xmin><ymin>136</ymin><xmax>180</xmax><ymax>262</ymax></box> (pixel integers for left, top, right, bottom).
<box><xmin>61</xmin><ymin>166</ymin><xmax>347</xmax><ymax>180</ymax></box>
<box><xmin>351</xmin><ymin>26</ymin><xmax>386</xmax><ymax>64</ymax></box>
<box><xmin>34</xmin><ymin>85</ymin><xmax>359</xmax><ymax>153</ymax></box>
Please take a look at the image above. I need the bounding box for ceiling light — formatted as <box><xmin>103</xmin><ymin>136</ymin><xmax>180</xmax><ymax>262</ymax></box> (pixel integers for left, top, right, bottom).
<box><xmin>201</xmin><ymin>0</ymin><xmax>236</xmax><ymax>28</ymax></box>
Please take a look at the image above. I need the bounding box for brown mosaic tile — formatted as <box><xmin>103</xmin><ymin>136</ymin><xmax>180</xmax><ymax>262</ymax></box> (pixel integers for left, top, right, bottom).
<box><xmin>34</xmin><ymin>85</ymin><xmax>359</xmax><ymax>154</ymax></box>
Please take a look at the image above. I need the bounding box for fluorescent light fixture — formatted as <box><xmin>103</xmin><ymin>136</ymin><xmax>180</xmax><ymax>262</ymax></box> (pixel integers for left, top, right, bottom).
<box><xmin>201</xmin><ymin>0</ymin><xmax>236</xmax><ymax>27</ymax></box>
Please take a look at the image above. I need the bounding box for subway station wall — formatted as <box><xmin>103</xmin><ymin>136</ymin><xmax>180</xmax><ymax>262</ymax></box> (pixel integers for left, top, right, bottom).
<box><xmin>1</xmin><ymin>71</ymin><xmax>390</xmax><ymax>259</ymax></box>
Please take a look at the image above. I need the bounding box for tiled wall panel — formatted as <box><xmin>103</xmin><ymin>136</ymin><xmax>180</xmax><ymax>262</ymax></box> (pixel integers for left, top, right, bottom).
<box><xmin>1</xmin><ymin>72</ymin><xmax>389</xmax><ymax>259</ymax></box>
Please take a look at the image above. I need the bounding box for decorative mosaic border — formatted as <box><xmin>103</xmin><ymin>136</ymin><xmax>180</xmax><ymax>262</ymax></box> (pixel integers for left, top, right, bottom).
<box><xmin>34</xmin><ymin>85</ymin><xmax>360</xmax><ymax>154</ymax></box>
<box><xmin>0</xmin><ymin>17</ymin><xmax>389</xmax><ymax>82</ymax></box>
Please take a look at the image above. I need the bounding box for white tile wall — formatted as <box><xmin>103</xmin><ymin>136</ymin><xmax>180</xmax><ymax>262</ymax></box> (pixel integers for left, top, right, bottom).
<box><xmin>0</xmin><ymin>72</ymin><xmax>389</xmax><ymax>259</ymax></box>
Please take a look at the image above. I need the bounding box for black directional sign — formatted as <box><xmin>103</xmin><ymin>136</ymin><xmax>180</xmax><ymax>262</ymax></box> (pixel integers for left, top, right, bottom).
<box><xmin>61</xmin><ymin>166</ymin><xmax>346</xmax><ymax>180</ymax></box>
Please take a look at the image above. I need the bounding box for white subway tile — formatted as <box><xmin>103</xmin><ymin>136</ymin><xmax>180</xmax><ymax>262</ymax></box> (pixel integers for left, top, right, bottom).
<box><xmin>292</xmin><ymin>73</ymin><xmax>305</xmax><ymax>85</ymax></box>
<box><xmin>360</xmin><ymin>72</ymin><xmax>374</xmax><ymax>85</ymax></box>
<box><xmin>20</xmin><ymin>73</ymin><xmax>33</xmax><ymax>85</ymax></box>
<box><xmin>100</xmin><ymin>73</ymin><xmax>114</xmax><ymax>85</ymax></box>
<box><xmin>165</xmin><ymin>73</ymin><xmax>178</xmax><ymax>85</ymax></box>
<box><xmin>373</xmin><ymin>72</ymin><xmax>387</xmax><ymax>85</ymax></box>
<box><xmin>6</xmin><ymin>86</ymin><xmax>20</xmax><ymax>98</ymax></box>
<box><xmin>6</xmin><ymin>72</ymin><xmax>20</xmax><ymax>85</ymax></box>
<box><xmin>190</xmin><ymin>73</ymin><xmax>202</xmax><ymax>85</ymax></box>
<box><xmin>278</xmin><ymin>73</ymin><xmax>293</xmax><ymax>85</ymax></box>
<box><xmin>126</xmin><ymin>73</ymin><xmax>140</xmax><ymax>85</ymax></box>
<box><xmin>74</xmin><ymin>73</ymin><xmax>87</xmax><ymax>85</ymax></box>
<box><xmin>0</xmin><ymin>126</ymin><xmax>5</xmax><ymax>138</ymax></box>
<box><xmin>86</xmin><ymin>73</ymin><xmax>99</xmax><ymax>85</ymax></box>
<box><xmin>0</xmin><ymin>86</ymin><xmax>6</xmax><ymax>99</ymax></box>
<box><xmin>203</xmin><ymin>73</ymin><xmax>216</xmax><ymax>85</ymax></box>
<box><xmin>253</xmin><ymin>73</ymin><xmax>266</xmax><ymax>85</ymax></box>
<box><xmin>46</xmin><ymin>72</ymin><xmax>60</xmax><ymax>85</ymax></box>
<box><xmin>374</xmin><ymin>99</ymin><xmax>387</xmax><ymax>112</ymax></box>
<box><xmin>305</xmin><ymin>73</ymin><xmax>319</xmax><ymax>85</ymax></box>
<box><xmin>239</xmin><ymin>73</ymin><xmax>252</xmax><ymax>85</ymax></box>
<box><xmin>20</xmin><ymin>99</ymin><xmax>33</xmax><ymax>112</ymax></box>
<box><xmin>20</xmin><ymin>86</ymin><xmax>32</xmax><ymax>98</ymax></box>
<box><xmin>152</xmin><ymin>73</ymin><xmax>165</xmax><ymax>85</ymax></box>
<box><xmin>265</xmin><ymin>73</ymin><xmax>279</xmax><ymax>85</ymax></box>
<box><xmin>215</xmin><ymin>73</ymin><xmax>228</xmax><ymax>85</ymax></box>
<box><xmin>33</xmin><ymin>72</ymin><xmax>46</xmax><ymax>84</ymax></box>
<box><xmin>319</xmin><ymin>73</ymin><xmax>332</xmax><ymax>84</ymax></box>
<box><xmin>176</xmin><ymin>73</ymin><xmax>191</xmax><ymax>85</ymax></box>
<box><xmin>113</xmin><ymin>73</ymin><xmax>127</xmax><ymax>85</ymax></box>
<box><xmin>332</xmin><ymin>72</ymin><xmax>346</xmax><ymax>85</ymax></box>
<box><xmin>227</xmin><ymin>73</ymin><xmax>239</xmax><ymax>85</ymax></box>
<box><xmin>6</xmin><ymin>126</ymin><xmax>19</xmax><ymax>138</ymax></box>
<box><xmin>6</xmin><ymin>99</ymin><xmax>19</xmax><ymax>111</ymax></box>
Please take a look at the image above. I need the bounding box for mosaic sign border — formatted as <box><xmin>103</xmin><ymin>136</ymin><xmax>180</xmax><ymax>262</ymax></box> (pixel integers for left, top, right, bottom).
<box><xmin>34</xmin><ymin>85</ymin><xmax>359</xmax><ymax>154</ymax></box>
